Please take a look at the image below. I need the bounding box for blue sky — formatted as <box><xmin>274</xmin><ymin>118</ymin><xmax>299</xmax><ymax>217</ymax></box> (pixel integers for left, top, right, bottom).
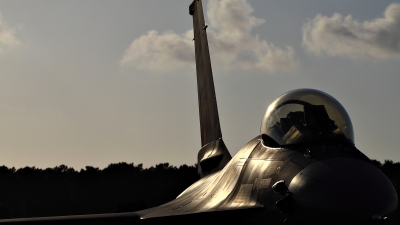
<box><xmin>0</xmin><ymin>0</ymin><xmax>399</xmax><ymax>169</ymax></box>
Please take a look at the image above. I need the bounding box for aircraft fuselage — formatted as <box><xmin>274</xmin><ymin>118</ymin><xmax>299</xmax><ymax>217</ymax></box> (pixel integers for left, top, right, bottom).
<box><xmin>137</xmin><ymin>135</ymin><xmax>398</xmax><ymax>225</ymax></box>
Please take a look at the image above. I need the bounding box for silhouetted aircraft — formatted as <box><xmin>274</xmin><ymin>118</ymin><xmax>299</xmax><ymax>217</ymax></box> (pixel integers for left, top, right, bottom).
<box><xmin>0</xmin><ymin>0</ymin><xmax>398</xmax><ymax>224</ymax></box>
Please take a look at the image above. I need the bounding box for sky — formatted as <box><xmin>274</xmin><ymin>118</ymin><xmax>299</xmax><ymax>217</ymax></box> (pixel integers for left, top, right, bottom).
<box><xmin>0</xmin><ymin>0</ymin><xmax>399</xmax><ymax>169</ymax></box>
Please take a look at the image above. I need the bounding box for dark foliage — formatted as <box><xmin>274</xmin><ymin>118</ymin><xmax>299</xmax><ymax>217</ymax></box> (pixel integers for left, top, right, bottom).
<box><xmin>371</xmin><ymin>159</ymin><xmax>400</xmax><ymax>210</ymax></box>
<box><xmin>373</xmin><ymin>160</ymin><xmax>400</xmax><ymax>188</ymax></box>
<box><xmin>0</xmin><ymin>159</ymin><xmax>398</xmax><ymax>220</ymax></box>
<box><xmin>0</xmin><ymin>163</ymin><xmax>199</xmax><ymax>219</ymax></box>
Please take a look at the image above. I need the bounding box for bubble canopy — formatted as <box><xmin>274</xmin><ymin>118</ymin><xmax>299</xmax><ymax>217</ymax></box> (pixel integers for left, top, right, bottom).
<box><xmin>261</xmin><ymin>89</ymin><xmax>354</xmax><ymax>146</ymax></box>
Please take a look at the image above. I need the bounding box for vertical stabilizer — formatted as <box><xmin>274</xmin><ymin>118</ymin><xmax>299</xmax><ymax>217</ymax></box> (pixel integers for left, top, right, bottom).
<box><xmin>190</xmin><ymin>0</ymin><xmax>221</xmax><ymax>147</ymax></box>
<box><xmin>190</xmin><ymin>0</ymin><xmax>231</xmax><ymax>177</ymax></box>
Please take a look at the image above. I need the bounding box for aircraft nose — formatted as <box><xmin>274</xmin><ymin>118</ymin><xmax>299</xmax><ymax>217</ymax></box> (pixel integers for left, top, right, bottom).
<box><xmin>287</xmin><ymin>158</ymin><xmax>398</xmax><ymax>224</ymax></box>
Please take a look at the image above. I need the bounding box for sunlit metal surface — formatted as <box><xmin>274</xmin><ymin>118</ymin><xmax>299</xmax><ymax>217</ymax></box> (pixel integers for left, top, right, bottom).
<box><xmin>0</xmin><ymin>1</ymin><xmax>398</xmax><ymax>224</ymax></box>
<box><xmin>136</xmin><ymin>140</ymin><xmax>398</xmax><ymax>225</ymax></box>
<box><xmin>197</xmin><ymin>138</ymin><xmax>232</xmax><ymax>177</ymax></box>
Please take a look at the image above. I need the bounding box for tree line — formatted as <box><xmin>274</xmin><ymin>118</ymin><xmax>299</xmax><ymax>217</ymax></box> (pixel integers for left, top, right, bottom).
<box><xmin>0</xmin><ymin>163</ymin><xmax>198</xmax><ymax>219</ymax></box>
<box><xmin>0</xmin><ymin>160</ymin><xmax>398</xmax><ymax>219</ymax></box>
<box><xmin>371</xmin><ymin>159</ymin><xmax>400</xmax><ymax>192</ymax></box>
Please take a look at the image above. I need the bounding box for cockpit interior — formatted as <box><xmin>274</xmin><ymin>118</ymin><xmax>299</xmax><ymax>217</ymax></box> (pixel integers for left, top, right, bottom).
<box><xmin>261</xmin><ymin>89</ymin><xmax>354</xmax><ymax>146</ymax></box>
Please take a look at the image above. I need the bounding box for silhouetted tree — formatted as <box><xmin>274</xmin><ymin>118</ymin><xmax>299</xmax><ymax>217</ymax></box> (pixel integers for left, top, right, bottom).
<box><xmin>0</xmin><ymin>163</ymin><xmax>198</xmax><ymax>218</ymax></box>
<box><xmin>2</xmin><ymin>159</ymin><xmax>396</xmax><ymax>219</ymax></box>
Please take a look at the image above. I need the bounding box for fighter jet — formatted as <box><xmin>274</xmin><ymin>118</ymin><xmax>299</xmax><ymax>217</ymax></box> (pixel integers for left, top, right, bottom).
<box><xmin>0</xmin><ymin>0</ymin><xmax>398</xmax><ymax>224</ymax></box>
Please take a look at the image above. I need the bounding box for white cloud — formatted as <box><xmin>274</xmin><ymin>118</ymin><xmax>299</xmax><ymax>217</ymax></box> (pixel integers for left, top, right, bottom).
<box><xmin>0</xmin><ymin>13</ymin><xmax>21</xmax><ymax>53</ymax></box>
<box><xmin>120</xmin><ymin>30</ymin><xmax>194</xmax><ymax>72</ymax></box>
<box><xmin>120</xmin><ymin>0</ymin><xmax>297</xmax><ymax>73</ymax></box>
<box><xmin>302</xmin><ymin>3</ymin><xmax>400</xmax><ymax>59</ymax></box>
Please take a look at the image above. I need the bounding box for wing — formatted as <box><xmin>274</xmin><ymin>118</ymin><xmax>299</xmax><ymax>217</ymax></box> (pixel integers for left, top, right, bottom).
<box><xmin>0</xmin><ymin>207</ymin><xmax>262</xmax><ymax>225</ymax></box>
<box><xmin>0</xmin><ymin>205</ymin><xmax>263</xmax><ymax>225</ymax></box>
<box><xmin>135</xmin><ymin>136</ymin><xmax>265</xmax><ymax>224</ymax></box>
<box><xmin>0</xmin><ymin>212</ymin><xmax>140</xmax><ymax>224</ymax></box>
<box><xmin>137</xmin><ymin>206</ymin><xmax>264</xmax><ymax>225</ymax></box>
<box><xmin>0</xmin><ymin>135</ymin><xmax>264</xmax><ymax>225</ymax></box>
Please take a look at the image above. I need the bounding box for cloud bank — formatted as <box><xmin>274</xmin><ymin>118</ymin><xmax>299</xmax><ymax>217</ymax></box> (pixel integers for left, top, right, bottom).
<box><xmin>120</xmin><ymin>30</ymin><xmax>194</xmax><ymax>72</ymax></box>
<box><xmin>120</xmin><ymin>0</ymin><xmax>296</xmax><ymax>73</ymax></box>
<box><xmin>302</xmin><ymin>3</ymin><xmax>400</xmax><ymax>59</ymax></box>
<box><xmin>0</xmin><ymin>13</ymin><xmax>20</xmax><ymax>53</ymax></box>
